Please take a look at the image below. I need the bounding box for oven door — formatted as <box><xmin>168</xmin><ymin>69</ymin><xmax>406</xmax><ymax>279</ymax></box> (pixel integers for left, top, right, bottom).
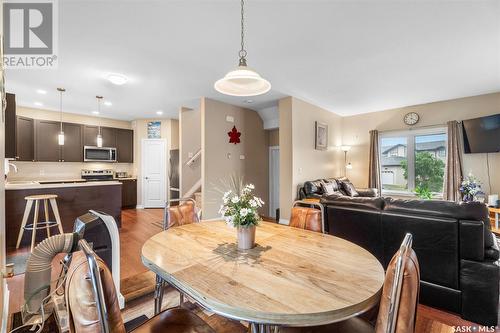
<box><xmin>84</xmin><ymin>146</ymin><xmax>116</xmax><ymax>162</ymax></box>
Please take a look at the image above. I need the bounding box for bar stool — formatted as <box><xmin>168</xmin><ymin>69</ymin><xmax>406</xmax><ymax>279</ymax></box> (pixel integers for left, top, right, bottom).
<box><xmin>16</xmin><ymin>194</ymin><xmax>64</xmax><ymax>251</ymax></box>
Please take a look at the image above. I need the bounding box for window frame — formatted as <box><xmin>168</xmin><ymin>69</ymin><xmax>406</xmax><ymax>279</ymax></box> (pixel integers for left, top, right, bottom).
<box><xmin>379</xmin><ymin>126</ymin><xmax>448</xmax><ymax>197</ymax></box>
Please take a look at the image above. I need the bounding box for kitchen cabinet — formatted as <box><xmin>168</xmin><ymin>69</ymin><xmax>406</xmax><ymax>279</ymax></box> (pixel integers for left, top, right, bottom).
<box><xmin>83</xmin><ymin>125</ymin><xmax>99</xmax><ymax>146</ymax></box>
<box><xmin>116</xmin><ymin>129</ymin><xmax>134</xmax><ymax>163</ymax></box>
<box><xmin>16</xmin><ymin>117</ymin><xmax>34</xmax><ymax>161</ymax></box>
<box><xmin>120</xmin><ymin>179</ymin><xmax>137</xmax><ymax>208</ymax></box>
<box><xmin>61</xmin><ymin>122</ymin><xmax>83</xmax><ymax>162</ymax></box>
<box><xmin>35</xmin><ymin>120</ymin><xmax>61</xmax><ymax>161</ymax></box>
<box><xmin>84</xmin><ymin>126</ymin><xmax>116</xmax><ymax>148</ymax></box>
<box><xmin>5</xmin><ymin>93</ymin><xmax>16</xmax><ymax>159</ymax></box>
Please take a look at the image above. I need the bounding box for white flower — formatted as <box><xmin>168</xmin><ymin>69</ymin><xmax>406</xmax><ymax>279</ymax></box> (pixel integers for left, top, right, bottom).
<box><xmin>240</xmin><ymin>208</ymin><xmax>249</xmax><ymax>217</ymax></box>
<box><xmin>248</xmin><ymin>183</ymin><xmax>255</xmax><ymax>189</ymax></box>
<box><xmin>231</xmin><ymin>196</ymin><xmax>240</xmax><ymax>204</ymax></box>
<box><xmin>249</xmin><ymin>199</ymin><xmax>258</xmax><ymax>208</ymax></box>
<box><xmin>218</xmin><ymin>205</ymin><xmax>227</xmax><ymax>215</ymax></box>
<box><xmin>253</xmin><ymin>196</ymin><xmax>264</xmax><ymax>207</ymax></box>
<box><xmin>224</xmin><ymin>216</ymin><xmax>233</xmax><ymax>225</ymax></box>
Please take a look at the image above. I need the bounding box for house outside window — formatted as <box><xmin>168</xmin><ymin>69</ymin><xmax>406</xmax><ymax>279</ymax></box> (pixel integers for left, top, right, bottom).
<box><xmin>379</xmin><ymin>127</ymin><xmax>447</xmax><ymax>196</ymax></box>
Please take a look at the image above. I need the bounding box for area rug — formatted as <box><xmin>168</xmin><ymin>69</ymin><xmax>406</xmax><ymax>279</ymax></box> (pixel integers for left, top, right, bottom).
<box><xmin>6</xmin><ymin>251</ymin><xmax>29</xmax><ymax>276</ymax></box>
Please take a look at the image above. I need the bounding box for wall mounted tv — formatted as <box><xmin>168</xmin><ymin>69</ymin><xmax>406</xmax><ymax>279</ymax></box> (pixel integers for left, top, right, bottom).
<box><xmin>462</xmin><ymin>113</ymin><xmax>500</xmax><ymax>154</ymax></box>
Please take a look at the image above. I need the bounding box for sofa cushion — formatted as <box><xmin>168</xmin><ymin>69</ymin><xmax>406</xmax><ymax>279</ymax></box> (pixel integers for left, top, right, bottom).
<box><xmin>303</xmin><ymin>179</ymin><xmax>324</xmax><ymax>197</ymax></box>
<box><xmin>321</xmin><ymin>181</ymin><xmax>337</xmax><ymax>195</ymax></box>
<box><xmin>340</xmin><ymin>180</ymin><xmax>359</xmax><ymax>197</ymax></box>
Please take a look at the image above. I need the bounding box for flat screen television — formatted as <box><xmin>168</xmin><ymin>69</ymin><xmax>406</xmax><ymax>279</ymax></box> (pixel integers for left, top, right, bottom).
<box><xmin>462</xmin><ymin>113</ymin><xmax>500</xmax><ymax>154</ymax></box>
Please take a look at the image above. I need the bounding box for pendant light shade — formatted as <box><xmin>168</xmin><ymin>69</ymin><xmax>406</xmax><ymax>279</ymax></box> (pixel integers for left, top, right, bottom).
<box><xmin>214</xmin><ymin>0</ymin><xmax>271</xmax><ymax>97</ymax></box>
<box><xmin>214</xmin><ymin>66</ymin><xmax>271</xmax><ymax>97</ymax></box>
<box><xmin>57</xmin><ymin>88</ymin><xmax>66</xmax><ymax>146</ymax></box>
<box><xmin>96</xmin><ymin>96</ymin><xmax>103</xmax><ymax>147</ymax></box>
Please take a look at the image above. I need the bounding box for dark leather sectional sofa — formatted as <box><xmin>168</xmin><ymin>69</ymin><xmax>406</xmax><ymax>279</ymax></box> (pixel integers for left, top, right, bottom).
<box><xmin>299</xmin><ymin>177</ymin><xmax>500</xmax><ymax>326</ymax></box>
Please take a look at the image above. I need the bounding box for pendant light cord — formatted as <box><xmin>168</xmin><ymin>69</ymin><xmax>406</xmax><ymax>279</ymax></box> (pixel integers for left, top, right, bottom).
<box><xmin>238</xmin><ymin>0</ymin><xmax>247</xmax><ymax>66</ymax></box>
<box><xmin>96</xmin><ymin>96</ymin><xmax>102</xmax><ymax>135</ymax></box>
<box><xmin>58</xmin><ymin>89</ymin><xmax>64</xmax><ymax>132</ymax></box>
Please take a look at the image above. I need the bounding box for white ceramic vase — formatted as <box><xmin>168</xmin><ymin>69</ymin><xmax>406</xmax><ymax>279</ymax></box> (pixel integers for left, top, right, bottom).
<box><xmin>237</xmin><ymin>225</ymin><xmax>256</xmax><ymax>250</ymax></box>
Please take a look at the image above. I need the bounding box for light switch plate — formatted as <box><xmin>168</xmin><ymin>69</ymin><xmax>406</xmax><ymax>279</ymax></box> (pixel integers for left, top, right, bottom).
<box><xmin>239</xmin><ymin>155</ymin><xmax>245</xmax><ymax>160</ymax></box>
<box><xmin>188</xmin><ymin>152</ymin><xmax>193</xmax><ymax>158</ymax></box>
<box><xmin>226</xmin><ymin>116</ymin><xmax>234</xmax><ymax>123</ymax></box>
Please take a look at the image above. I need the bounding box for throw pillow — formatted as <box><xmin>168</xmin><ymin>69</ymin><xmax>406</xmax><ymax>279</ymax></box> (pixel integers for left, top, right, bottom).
<box><xmin>321</xmin><ymin>181</ymin><xmax>337</xmax><ymax>196</ymax></box>
<box><xmin>341</xmin><ymin>180</ymin><xmax>359</xmax><ymax>197</ymax></box>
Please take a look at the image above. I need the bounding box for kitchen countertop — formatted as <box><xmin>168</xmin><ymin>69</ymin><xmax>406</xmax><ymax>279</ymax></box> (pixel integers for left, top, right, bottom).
<box><xmin>6</xmin><ymin>180</ymin><xmax>123</xmax><ymax>190</ymax></box>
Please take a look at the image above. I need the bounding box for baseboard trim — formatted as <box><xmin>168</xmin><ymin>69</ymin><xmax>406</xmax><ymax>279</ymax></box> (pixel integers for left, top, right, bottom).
<box><xmin>135</xmin><ymin>205</ymin><xmax>145</xmax><ymax>209</ymax></box>
<box><xmin>279</xmin><ymin>218</ymin><xmax>289</xmax><ymax>225</ymax></box>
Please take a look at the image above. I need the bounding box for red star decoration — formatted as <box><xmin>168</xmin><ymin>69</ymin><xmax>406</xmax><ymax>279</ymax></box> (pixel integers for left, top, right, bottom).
<box><xmin>228</xmin><ymin>125</ymin><xmax>241</xmax><ymax>144</ymax></box>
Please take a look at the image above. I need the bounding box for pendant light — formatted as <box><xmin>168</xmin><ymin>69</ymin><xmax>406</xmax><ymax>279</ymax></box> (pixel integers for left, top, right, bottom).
<box><xmin>214</xmin><ymin>0</ymin><xmax>271</xmax><ymax>97</ymax></box>
<box><xmin>57</xmin><ymin>88</ymin><xmax>66</xmax><ymax>145</ymax></box>
<box><xmin>96</xmin><ymin>96</ymin><xmax>103</xmax><ymax>147</ymax></box>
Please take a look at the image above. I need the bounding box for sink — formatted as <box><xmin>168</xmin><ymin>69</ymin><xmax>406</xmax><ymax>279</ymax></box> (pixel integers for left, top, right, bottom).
<box><xmin>6</xmin><ymin>180</ymin><xmax>39</xmax><ymax>185</ymax></box>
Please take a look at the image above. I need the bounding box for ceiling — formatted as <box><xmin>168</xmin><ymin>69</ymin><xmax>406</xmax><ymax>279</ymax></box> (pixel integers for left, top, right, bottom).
<box><xmin>5</xmin><ymin>0</ymin><xmax>500</xmax><ymax>120</ymax></box>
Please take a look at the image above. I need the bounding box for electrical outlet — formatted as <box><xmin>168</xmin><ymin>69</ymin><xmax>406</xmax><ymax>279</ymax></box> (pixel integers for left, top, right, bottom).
<box><xmin>226</xmin><ymin>116</ymin><xmax>234</xmax><ymax>123</ymax></box>
<box><xmin>239</xmin><ymin>155</ymin><xmax>245</xmax><ymax>160</ymax></box>
<box><xmin>227</xmin><ymin>153</ymin><xmax>231</xmax><ymax>159</ymax></box>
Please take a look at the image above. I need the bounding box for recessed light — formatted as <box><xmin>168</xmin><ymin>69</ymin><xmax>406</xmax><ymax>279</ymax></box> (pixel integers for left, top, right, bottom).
<box><xmin>104</xmin><ymin>101</ymin><xmax>112</xmax><ymax>106</ymax></box>
<box><xmin>107</xmin><ymin>73</ymin><xmax>128</xmax><ymax>85</ymax></box>
<box><xmin>243</xmin><ymin>99</ymin><xmax>253</xmax><ymax>104</ymax></box>
<box><xmin>92</xmin><ymin>111</ymin><xmax>100</xmax><ymax>115</ymax></box>
<box><xmin>36</xmin><ymin>89</ymin><xmax>47</xmax><ymax>95</ymax></box>
<box><xmin>34</xmin><ymin>102</ymin><xmax>44</xmax><ymax>106</ymax></box>
<box><xmin>156</xmin><ymin>110</ymin><xmax>163</xmax><ymax>115</ymax></box>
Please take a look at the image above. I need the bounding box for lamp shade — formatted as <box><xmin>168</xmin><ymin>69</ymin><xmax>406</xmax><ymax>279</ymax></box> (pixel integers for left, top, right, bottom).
<box><xmin>214</xmin><ymin>65</ymin><xmax>271</xmax><ymax>97</ymax></box>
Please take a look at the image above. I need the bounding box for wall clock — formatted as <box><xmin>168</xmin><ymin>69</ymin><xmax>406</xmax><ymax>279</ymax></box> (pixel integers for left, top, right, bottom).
<box><xmin>404</xmin><ymin>112</ymin><xmax>420</xmax><ymax>126</ymax></box>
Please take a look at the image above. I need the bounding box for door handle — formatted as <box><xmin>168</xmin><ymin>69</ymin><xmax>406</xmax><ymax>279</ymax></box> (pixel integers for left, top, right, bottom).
<box><xmin>145</xmin><ymin>177</ymin><xmax>149</xmax><ymax>180</ymax></box>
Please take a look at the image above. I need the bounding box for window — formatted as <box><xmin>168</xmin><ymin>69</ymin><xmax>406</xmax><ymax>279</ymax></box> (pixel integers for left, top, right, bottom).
<box><xmin>380</xmin><ymin>128</ymin><xmax>447</xmax><ymax>196</ymax></box>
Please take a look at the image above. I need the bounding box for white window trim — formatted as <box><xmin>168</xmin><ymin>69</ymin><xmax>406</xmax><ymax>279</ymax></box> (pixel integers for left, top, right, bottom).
<box><xmin>379</xmin><ymin>126</ymin><xmax>448</xmax><ymax>196</ymax></box>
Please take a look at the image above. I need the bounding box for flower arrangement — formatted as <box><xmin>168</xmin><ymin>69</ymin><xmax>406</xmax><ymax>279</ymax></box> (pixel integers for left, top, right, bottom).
<box><xmin>219</xmin><ymin>183</ymin><xmax>264</xmax><ymax>228</ymax></box>
<box><xmin>460</xmin><ymin>173</ymin><xmax>483</xmax><ymax>203</ymax></box>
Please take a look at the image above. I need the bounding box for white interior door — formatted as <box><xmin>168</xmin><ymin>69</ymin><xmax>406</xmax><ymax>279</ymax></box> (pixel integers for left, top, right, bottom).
<box><xmin>142</xmin><ymin>139</ymin><xmax>167</xmax><ymax>208</ymax></box>
<box><xmin>269</xmin><ymin>146</ymin><xmax>280</xmax><ymax>218</ymax></box>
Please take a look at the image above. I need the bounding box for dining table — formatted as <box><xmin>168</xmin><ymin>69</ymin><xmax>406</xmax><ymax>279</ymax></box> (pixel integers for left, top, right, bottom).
<box><xmin>141</xmin><ymin>220</ymin><xmax>385</xmax><ymax>332</ymax></box>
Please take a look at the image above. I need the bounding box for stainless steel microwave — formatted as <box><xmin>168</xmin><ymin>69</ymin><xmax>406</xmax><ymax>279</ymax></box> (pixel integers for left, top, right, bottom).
<box><xmin>84</xmin><ymin>146</ymin><xmax>117</xmax><ymax>162</ymax></box>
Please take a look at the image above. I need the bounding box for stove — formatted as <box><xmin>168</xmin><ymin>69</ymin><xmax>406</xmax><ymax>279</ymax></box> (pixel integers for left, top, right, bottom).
<box><xmin>81</xmin><ymin>169</ymin><xmax>114</xmax><ymax>181</ymax></box>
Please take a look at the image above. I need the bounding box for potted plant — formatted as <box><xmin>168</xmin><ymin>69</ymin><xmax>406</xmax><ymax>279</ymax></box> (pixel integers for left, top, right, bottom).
<box><xmin>219</xmin><ymin>183</ymin><xmax>264</xmax><ymax>250</ymax></box>
<box><xmin>460</xmin><ymin>173</ymin><xmax>484</xmax><ymax>203</ymax></box>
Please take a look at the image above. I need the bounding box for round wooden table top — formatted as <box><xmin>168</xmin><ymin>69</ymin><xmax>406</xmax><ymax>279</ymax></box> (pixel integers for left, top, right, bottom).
<box><xmin>141</xmin><ymin>221</ymin><xmax>385</xmax><ymax>326</ymax></box>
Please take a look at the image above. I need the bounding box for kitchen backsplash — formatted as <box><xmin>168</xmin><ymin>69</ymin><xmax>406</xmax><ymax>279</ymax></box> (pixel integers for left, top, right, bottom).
<box><xmin>7</xmin><ymin>161</ymin><xmax>134</xmax><ymax>181</ymax></box>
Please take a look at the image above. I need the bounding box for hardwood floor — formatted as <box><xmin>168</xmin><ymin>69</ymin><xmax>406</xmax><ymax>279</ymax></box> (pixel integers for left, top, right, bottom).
<box><xmin>5</xmin><ymin>208</ymin><xmax>493</xmax><ymax>332</ymax></box>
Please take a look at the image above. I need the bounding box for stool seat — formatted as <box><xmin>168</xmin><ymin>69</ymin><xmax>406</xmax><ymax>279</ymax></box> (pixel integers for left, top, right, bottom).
<box><xmin>24</xmin><ymin>194</ymin><xmax>58</xmax><ymax>200</ymax></box>
<box><xmin>16</xmin><ymin>194</ymin><xmax>64</xmax><ymax>251</ymax></box>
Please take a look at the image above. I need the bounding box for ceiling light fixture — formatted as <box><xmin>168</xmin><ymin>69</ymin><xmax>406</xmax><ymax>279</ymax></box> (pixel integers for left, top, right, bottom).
<box><xmin>34</xmin><ymin>102</ymin><xmax>44</xmax><ymax>107</ymax></box>
<box><xmin>96</xmin><ymin>96</ymin><xmax>103</xmax><ymax>147</ymax></box>
<box><xmin>92</xmin><ymin>111</ymin><xmax>100</xmax><ymax>115</ymax></box>
<box><xmin>214</xmin><ymin>0</ymin><xmax>271</xmax><ymax>97</ymax></box>
<box><xmin>107</xmin><ymin>73</ymin><xmax>128</xmax><ymax>85</ymax></box>
<box><xmin>243</xmin><ymin>99</ymin><xmax>253</xmax><ymax>103</ymax></box>
<box><xmin>104</xmin><ymin>101</ymin><xmax>112</xmax><ymax>106</ymax></box>
<box><xmin>156</xmin><ymin>110</ymin><xmax>163</xmax><ymax>115</ymax></box>
<box><xmin>36</xmin><ymin>89</ymin><xmax>47</xmax><ymax>95</ymax></box>
<box><xmin>57</xmin><ymin>88</ymin><xmax>66</xmax><ymax>146</ymax></box>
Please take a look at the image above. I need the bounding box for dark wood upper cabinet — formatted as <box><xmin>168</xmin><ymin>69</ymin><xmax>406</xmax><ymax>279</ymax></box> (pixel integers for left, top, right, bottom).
<box><xmin>101</xmin><ymin>127</ymin><xmax>116</xmax><ymax>148</ymax></box>
<box><xmin>35</xmin><ymin>120</ymin><xmax>61</xmax><ymax>161</ymax></box>
<box><xmin>16</xmin><ymin>116</ymin><xmax>34</xmax><ymax>161</ymax></box>
<box><xmin>5</xmin><ymin>93</ymin><xmax>16</xmax><ymax>159</ymax></box>
<box><xmin>61</xmin><ymin>123</ymin><xmax>83</xmax><ymax>162</ymax></box>
<box><xmin>116</xmin><ymin>129</ymin><xmax>134</xmax><ymax>163</ymax></box>
<box><xmin>83</xmin><ymin>125</ymin><xmax>99</xmax><ymax>146</ymax></box>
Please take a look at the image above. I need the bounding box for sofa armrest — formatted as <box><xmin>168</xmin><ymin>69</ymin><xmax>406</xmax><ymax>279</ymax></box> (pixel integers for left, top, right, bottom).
<box><xmin>356</xmin><ymin>188</ymin><xmax>378</xmax><ymax>197</ymax></box>
<box><xmin>460</xmin><ymin>220</ymin><xmax>484</xmax><ymax>261</ymax></box>
<box><xmin>485</xmin><ymin>237</ymin><xmax>499</xmax><ymax>261</ymax></box>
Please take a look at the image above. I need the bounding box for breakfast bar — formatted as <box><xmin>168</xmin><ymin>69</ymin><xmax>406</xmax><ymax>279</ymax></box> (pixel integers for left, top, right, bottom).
<box><xmin>5</xmin><ymin>180</ymin><xmax>122</xmax><ymax>249</ymax></box>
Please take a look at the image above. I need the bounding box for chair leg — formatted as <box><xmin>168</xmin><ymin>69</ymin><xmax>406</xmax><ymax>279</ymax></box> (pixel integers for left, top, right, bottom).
<box><xmin>30</xmin><ymin>200</ymin><xmax>40</xmax><ymax>252</ymax></box>
<box><xmin>49</xmin><ymin>198</ymin><xmax>64</xmax><ymax>235</ymax></box>
<box><xmin>154</xmin><ymin>275</ymin><xmax>165</xmax><ymax>315</ymax></box>
<box><xmin>179</xmin><ymin>293</ymin><xmax>184</xmax><ymax>307</ymax></box>
<box><xmin>44</xmin><ymin>199</ymin><xmax>51</xmax><ymax>238</ymax></box>
<box><xmin>16</xmin><ymin>200</ymin><xmax>33</xmax><ymax>249</ymax></box>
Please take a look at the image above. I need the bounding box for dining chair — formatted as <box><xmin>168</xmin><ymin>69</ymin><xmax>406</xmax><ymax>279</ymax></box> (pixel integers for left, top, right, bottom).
<box><xmin>66</xmin><ymin>239</ymin><xmax>215</xmax><ymax>333</ymax></box>
<box><xmin>155</xmin><ymin>198</ymin><xmax>201</xmax><ymax>315</ymax></box>
<box><xmin>289</xmin><ymin>200</ymin><xmax>325</xmax><ymax>233</ymax></box>
<box><xmin>281</xmin><ymin>233</ymin><xmax>420</xmax><ymax>333</ymax></box>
